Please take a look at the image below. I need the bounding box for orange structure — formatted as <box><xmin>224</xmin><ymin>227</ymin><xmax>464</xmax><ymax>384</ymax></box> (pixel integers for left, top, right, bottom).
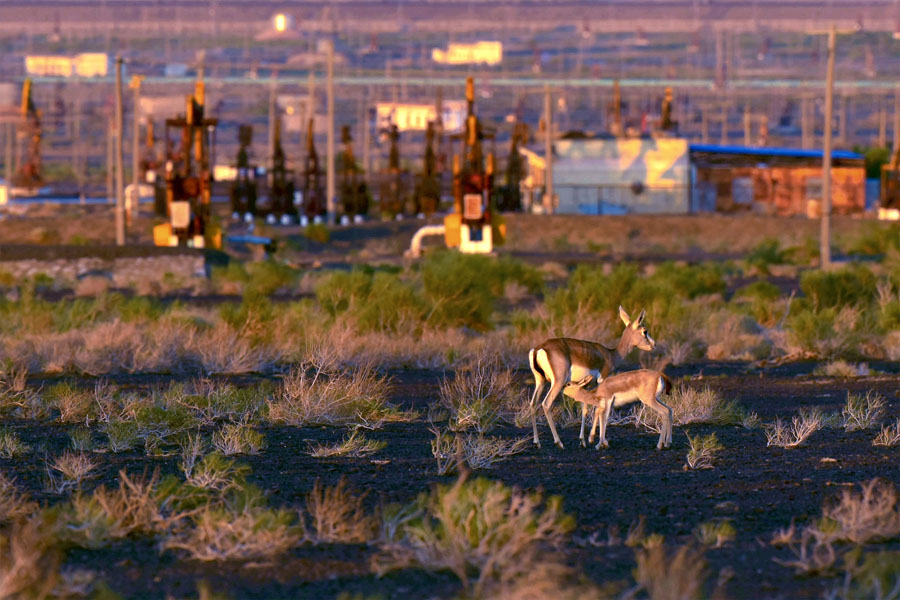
<box><xmin>690</xmin><ymin>144</ymin><xmax>865</xmax><ymax>216</ymax></box>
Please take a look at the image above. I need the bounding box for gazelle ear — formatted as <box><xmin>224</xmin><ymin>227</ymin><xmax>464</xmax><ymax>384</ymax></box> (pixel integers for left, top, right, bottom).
<box><xmin>632</xmin><ymin>309</ymin><xmax>646</xmax><ymax>328</ymax></box>
<box><xmin>573</xmin><ymin>375</ymin><xmax>593</xmax><ymax>387</ymax></box>
<box><xmin>618</xmin><ymin>305</ymin><xmax>631</xmax><ymax>326</ymax></box>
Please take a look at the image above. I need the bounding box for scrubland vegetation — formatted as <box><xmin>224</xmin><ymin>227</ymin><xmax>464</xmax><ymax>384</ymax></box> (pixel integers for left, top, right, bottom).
<box><xmin>0</xmin><ymin>222</ymin><xmax>899</xmax><ymax>598</ymax></box>
<box><xmin>1</xmin><ymin>223</ymin><xmax>899</xmax><ymax>375</ymax></box>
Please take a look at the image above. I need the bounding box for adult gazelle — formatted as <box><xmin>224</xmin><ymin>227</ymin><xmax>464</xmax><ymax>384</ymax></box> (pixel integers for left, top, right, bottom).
<box><xmin>527</xmin><ymin>306</ymin><xmax>655</xmax><ymax>448</ymax></box>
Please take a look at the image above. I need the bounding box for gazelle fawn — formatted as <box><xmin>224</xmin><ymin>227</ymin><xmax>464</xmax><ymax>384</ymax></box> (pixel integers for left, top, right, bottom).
<box><xmin>527</xmin><ymin>306</ymin><xmax>655</xmax><ymax>449</ymax></box>
<box><xmin>563</xmin><ymin>370</ymin><xmax>673</xmax><ymax>450</ymax></box>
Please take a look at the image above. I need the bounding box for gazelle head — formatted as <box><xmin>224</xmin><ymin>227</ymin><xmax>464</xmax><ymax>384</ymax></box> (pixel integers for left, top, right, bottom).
<box><xmin>618</xmin><ymin>306</ymin><xmax>656</xmax><ymax>352</ymax></box>
<box><xmin>563</xmin><ymin>374</ymin><xmax>595</xmax><ymax>403</ymax></box>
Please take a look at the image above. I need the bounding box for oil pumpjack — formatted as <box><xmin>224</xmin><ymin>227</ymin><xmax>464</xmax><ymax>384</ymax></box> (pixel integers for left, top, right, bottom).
<box><xmin>405</xmin><ymin>77</ymin><xmax>505</xmax><ymax>258</ymax></box>
<box><xmin>266</xmin><ymin>114</ymin><xmax>296</xmax><ymax>223</ymax></box>
<box><xmin>10</xmin><ymin>78</ymin><xmax>43</xmax><ymax>194</ymax></box>
<box><xmin>445</xmin><ymin>76</ymin><xmax>504</xmax><ymax>253</ymax></box>
<box><xmin>229</xmin><ymin>124</ymin><xmax>257</xmax><ymax>220</ymax></box>
<box><xmin>300</xmin><ymin>117</ymin><xmax>325</xmax><ymax>220</ymax></box>
<box><xmin>152</xmin><ymin>78</ymin><xmax>221</xmax><ymax>248</ymax></box>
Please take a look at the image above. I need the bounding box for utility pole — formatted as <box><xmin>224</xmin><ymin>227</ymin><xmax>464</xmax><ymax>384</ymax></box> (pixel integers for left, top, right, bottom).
<box><xmin>268</xmin><ymin>79</ymin><xmax>276</xmax><ymax>188</ymax></box>
<box><xmin>362</xmin><ymin>86</ymin><xmax>370</xmax><ymax>177</ymax></box>
<box><xmin>743</xmin><ymin>104</ymin><xmax>751</xmax><ymax>146</ymax></box>
<box><xmin>719</xmin><ymin>104</ymin><xmax>727</xmax><ymax>145</ymax></box>
<box><xmin>801</xmin><ymin>96</ymin><xmax>811</xmax><ymax>149</ymax></box>
<box><xmin>326</xmin><ymin>38</ymin><xmax>335</xmax><ymax>223</ymax></box>
<box><xmin>106</xmin><ymin>122</ymin><xmax>113</xmax><ymax>205</ymax></box>
<box><xmin>878</xmin><ymin>99</ymin><xmax>887</xmax><ymax>148</ymax></box>
<box><xmin>4</xmin><ymin>122</ymin><xmax>11</xmax><ymax>185</ymax></box>
<box><xmin>543</xmin><ymin>83</ymin><xmax>554</xmax><ymax>214</ymax></box>
<box><xmin>894</xmin><ymin>89</ymin><xmax>900</xmax><ymax>155</ymax></box>
<box><xmin>114</xmin><ymin>55</ymin><xmax>125</xmax><ymax>246</ymax></box>
<box><xmin>820</xmin><ymin>24</ymin><xmax>836</xmax><ymax>270</ymax></box>
<box><xmin>129</xmin><ymin>75</ymin><xmax>143</xmax><ymax>226</ymax></box>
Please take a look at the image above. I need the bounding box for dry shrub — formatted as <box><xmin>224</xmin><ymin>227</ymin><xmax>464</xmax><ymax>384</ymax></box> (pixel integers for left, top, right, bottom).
<box><xmin>267</xmin><ymin>361</ymin><xmax>403</xmax><ymax>428</ymax></box>
<box><xmin>0</xmin><ymin>360</ymin><xmax>28</xmax><ymax>393</ymax></box>
<box><xmin>843</xmin><ymin>391</ymin><xmax>887</xmax><ymax>432</ymax></box>
<box><xmin>684</xmin><ymin>433</ymin><xmax>724</xmax><ymax>471</ymax></box>
<box><xmin>45</xmin><ymin>451</ymin><xmax>97</xmax><ymax>494</ymax></box>
<box><xmin>211</xmin><ymin>422</ymin><xmax>266</xmax><ymax>456</ymax></box>
<box><xmin>775</xmin><ymin>480</ymin><xmax>900</xmax><ymax>575</ymax></box>
<box><xmin>694</xmin><ymin>519</ymin><xmax>736</xmax><ymax>548</ymax></box>
<box><xmin>438</xmin><ymin>357</ymin><xmax>517</xmax><ymax>433</ymax></box>
<box><xmin>701</xmin><ymin>310</ymin><xmax>770</xmax><ymax>361</ymax></box>
<box><xmin>162</xmin><ymin>506</ymin><xmax>300</xmax><ymax>562</ymax></box>
<box><xmin>56</xmin><ymin>470</ymin><xmax>169</xmax><ymax>548</ymax></box>
<box><xmin>430</xmin><ymin>428</ymin><xmax>529</xmax><ymax>475</ymax></box>
<box><xmin>823</xmin><ymin>480</ymin><xmax>900</xmax><ymax>545</ymax></box>
<box><xmin>47</xmin><ymin>383</ymin><xmax>93</xmax><ymax>423</ymax></box>
<box><xmin>764</xmin><ymin>409</ymin><xmax>823</xmax><ymax>448</ymax></box>
<box><xmin>815</xmin><ymin>360</ymin><xmax>865</xmax><ymax>378</ymax></box>
<box><xmin>307</xmin><ymin>431</ymin><xmax>386</xmax><ymax>458</ymax></box>
<box><xmin>184</xmin><ymin>452</ymin><xmax>249</xmax><ymax>491</ymax></box>
<box><xmin>873</xmin><ymin>419</ymin><xmax>900</xmax><ymax>447</ymax></box>
<box><xmin>775</xmin><ymin>526</ymin><xmax>840</xmax><ymax>575</ymax></box>
<box><xmin>634</xmin><ymin>543</ymin><xmax>708</xmax><ymax>600</ymax></box>
<box><xmin>0</xmin><ymin>427</ymin><xmax>30</xmax><ymax>459</ymax></box>
<box><xmin>883</xmin><ymin>331</ymin><xmax>900</xmax><ymax>361</ymax></box>
<box><xmin>0</xmin><ymin>473</ymin><xmax>37</xmax><ymax>523</ymax></box>
<box><xmin>0</xmin><ymin>516</ymin><xmax>60</xmax><ymax>599</ymax></box>
<box><xmin>303</xmin><ymin>478</ymin><xmax>377</xmax><ymax>544</ymax></box>
<box><xmin>74</xmin><ymin>276</ymin><xmax>110</xmax><ymax>297</ymax></box>
<box><xmin>189</xmin><ymin>326</ymin><xmax>275</xmax><ymax>374</ymax></box>
<box><xmin>636</xmin><ymin>386</ymin><xmax>744</xmax><ymax>432</ymax></box>
<box><xmin>376</xmin><ymin>475</ymin><xmax>574</xmax><ymax>598</ymax></box>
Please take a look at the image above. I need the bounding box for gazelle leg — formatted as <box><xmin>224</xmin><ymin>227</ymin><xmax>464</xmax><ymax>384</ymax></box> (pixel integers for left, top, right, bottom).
<box><xmin>529</xmin><ymin>374</ymin><xmax>546</xmax><ymax>447</ymax></box>
<box><xmin>541</xmin><ymin>379</ymin><xmax>566</xmax><ymax>449</ymax></box>
<box><xmin>590</xmin><ymin>403</ymin><xmax>602</xmax><ymax>447</ymax></box>
<box><xmin>594</xmin><ymin>397</ymin><xmax>613</xmax><ymax>449</ymax></box>
<box><xmin>579</xmin><ymin>402</ymin><xmax>588</xmax><ymax>447</ymax></box>
<box><xmin>644</xmin><ymin>393</ymin><xmax>673</xmax><ymax>450</ymax></box>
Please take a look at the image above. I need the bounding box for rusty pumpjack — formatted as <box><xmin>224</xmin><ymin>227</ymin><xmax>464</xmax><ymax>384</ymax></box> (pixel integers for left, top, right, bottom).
<box><xmin>299</xmin><ymin>117</ymin><xmax>325</xmax><ymax>221</ymax></box>
<box><xmin>229</xmin><ymin>124</ymin><xmax>258</xmax><ymax>220</ymax></box>
<box><xmin>338</xmin><ymin>125</ymin><xmax>369</xmax><ymax>220</ymax></box>
<box><xmin>413</xmin><ymin>121</ymin><xmax>441</xmax><ymax>216</ymax></box>
<box><xmin>406</xmin><ymin>77</ymin><xmax>505</xmax><ymax>257</ymax></box>
<box><xmin>11</xmin><ymin>78</ymin><xmax>42</xmax><ymax>193</ymax></box>
<box><xmin>265</xmin><ymin>115</ymin><xmax>296</xmax><ymax>223</ymax></box>
<box><xmin>881</xmin><ymin>138</ymin><xmax>900</xmax><ymax>219</ymax></box>
<box><xmin>444</xmin><ymin>76</ymin><xmax>505</xmax><ymax>253</ymax></box>
<box><xmin>152</xmin><ymin>80</ymin><xmax>221</xmax><ymax>248</ymax></box>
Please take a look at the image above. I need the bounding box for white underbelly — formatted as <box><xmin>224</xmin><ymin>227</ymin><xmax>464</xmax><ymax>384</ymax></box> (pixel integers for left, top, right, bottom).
<box><xmin>611</xmin><ymin>390</ymin><xmax>640</xmax><ymax>407</ymax></box>
<box><xmin>569</xmin><ymin>365</ymin><xmax>601</xmax><ymax>384</ymax></box>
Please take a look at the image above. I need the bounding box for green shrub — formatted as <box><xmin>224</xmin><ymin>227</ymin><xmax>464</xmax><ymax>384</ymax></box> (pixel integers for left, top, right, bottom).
<box><xmin>846</xmin><ymin>223</ymin><xmax>900</xmax><ymax>256</ymax></box>
<box><xmin>304</xmin><ymin>223</ymin><xmax>330</xmax><ymax>244</ymax></box>
<box><xmin>787</xmin><ymin>307</ymin><xmax>872</xmax><ymax>358</ymax></box>
<box><xmin>104</xmin><ymin>420</ymin><xmax>139</xmax><ymax>453</ymax></box>
<box><xmin>244</xmin><ymin>260</ymin><xmax>299</xmax><ymax>296</ymax></box>
<box><xmin>545</xmin><ymin>262</ymin><xmax>724</xmax><ymax>338</ymax></box>
<box><xmin>376</xmin><ymin>477</ymin><xmax>574</xmax><ymax>597</ymax></box>
<box><xmin>732</xmin><ymin>280</ymin><xmax>784</xmax><ymax>325</ymax></box>
<box><xmin>733</xmin><ymin>280</ymin><xmax>781</xmax><ymax>303</ymax></box>
<box><xmin>420</xmin><ymin>252</ymin><xmax>544</xmax><ymax>330</ymax></box>
<box><xmin>746</xmin><ymin>238</ymin><xmax>794</xmax><ymax>274</ymax></box>
<box><xmin>315</xmin><ymin>269</ymin><xmax>373</xmax><ymax>317</ymax></box>
<box><xmin>879</xmin><ymin>300</ymin><xmax>900</xmax><ymax>332</ymax></box>
<box><xmin>315</xmin><ymin>268</ymin><xmax>424</xmax><ymax>332</ymax></box>
<box><xmin>799</xmin><ymin>265</ymin><xmax>877</xmax><ymax>310</ymax></box>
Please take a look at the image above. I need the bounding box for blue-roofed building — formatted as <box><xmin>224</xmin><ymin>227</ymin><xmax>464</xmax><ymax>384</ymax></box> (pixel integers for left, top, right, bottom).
<box><xmin>689</xmin><ymin>144</ymin><xmax>866</xmax><ymax>216</ymax></box>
